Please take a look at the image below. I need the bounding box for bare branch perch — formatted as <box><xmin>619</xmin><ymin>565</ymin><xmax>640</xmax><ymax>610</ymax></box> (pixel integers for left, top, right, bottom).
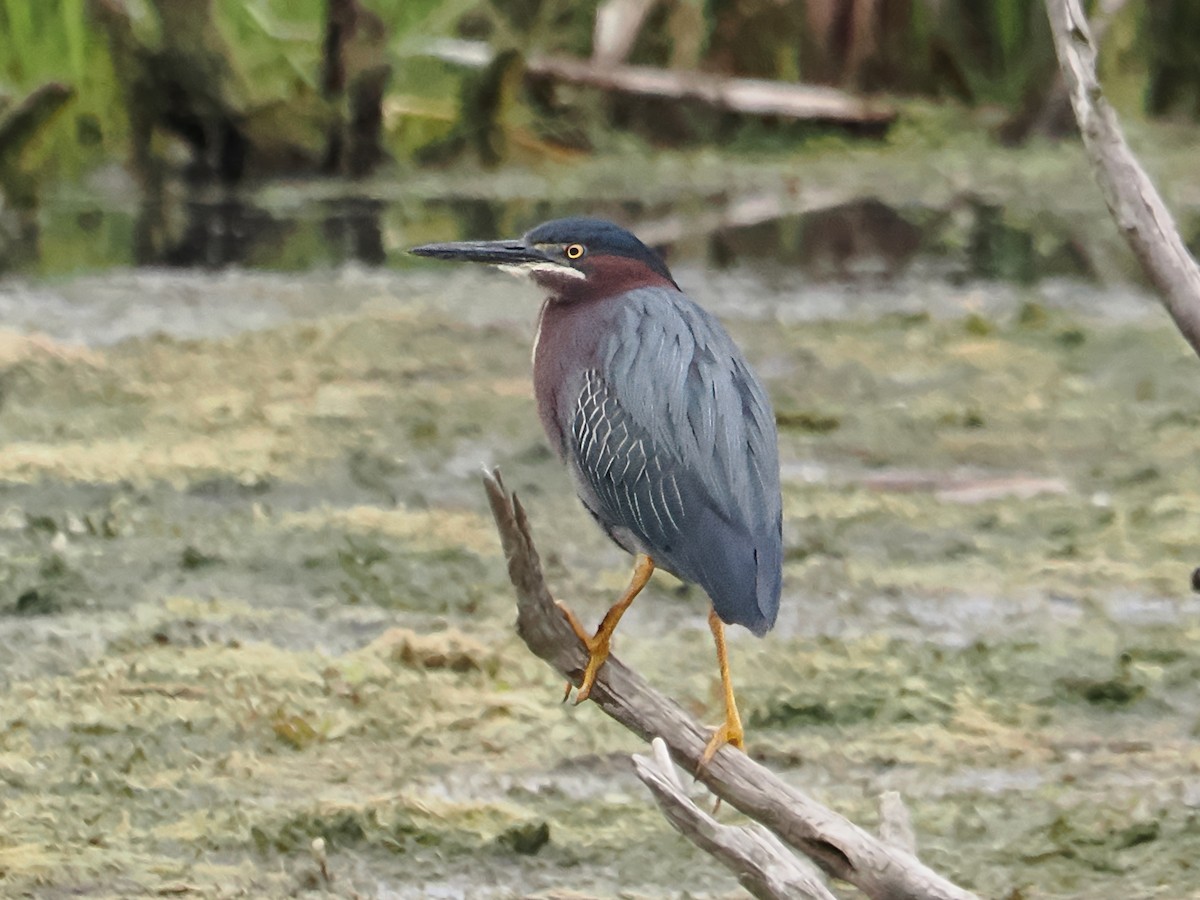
<box><xmin>482</xmin><ymin>469</ymin><xmax>979</xmax><ymax>900</ymax></box>
<box><xmin>633</xmin><ymin>737</ymin><xmax>839</xmax><ymax>900</ymax></box>
<box><xmin>1045</xmin><ymin>0</ymin><xmax>1200</xmax><ymax>358</ymax></box>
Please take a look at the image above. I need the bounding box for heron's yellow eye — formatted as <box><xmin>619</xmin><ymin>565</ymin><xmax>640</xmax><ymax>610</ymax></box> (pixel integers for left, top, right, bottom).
<box><xmin>565</xmin><ymin>243</ymin><xmax>585</xmax><ymax>260</ymax></box>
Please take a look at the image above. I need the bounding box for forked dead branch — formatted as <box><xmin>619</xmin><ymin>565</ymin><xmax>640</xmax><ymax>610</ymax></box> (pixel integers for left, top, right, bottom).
<box><xmin>1045</xmin><ymin>0</ymin><xmax>1200</xmax><ymax>358</ymax></box>
<box><xmin>482</xmin><ymin>469</ymin><xmax>978</xmax><ymax>900</ymax></box>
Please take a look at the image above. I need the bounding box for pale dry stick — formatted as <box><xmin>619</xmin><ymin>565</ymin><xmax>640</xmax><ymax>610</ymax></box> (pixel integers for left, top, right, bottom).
<box><xmin>1045</xmin><ymin>0</ymin><xmax>1200</xmax><ymax>358</ymax></box>
<box><xmin>1013</xmin><ymin>0</ymin><xmax>1127</xmax><ymax>138</ymax></box>
<box><xmin>482</xmin><ymin>469</ymin><xmax>979</xmax><ymax>900</ymax></box>
<box><xmin>420</xmin><ymin>39</ymin><xmax>895</xmax><ymax>126</ymax></box>
<box><xmin>878</xmin><ymin>791</ymin><xmax>918</xmax><ymax>857</ymax></box>
<box><xmin>633</xmin><ymin>737</ymin><xmax>839</xmax><ymax>900</ymax></box>
<box><xmin>592</xmin><ymin>0</ymin><xmax>658</xmax><ymax>65</ymax></box>
<box><xmin>310</xmin><ymin>837</ymin><xmax>332</xmax><ymax>885</ymax></box>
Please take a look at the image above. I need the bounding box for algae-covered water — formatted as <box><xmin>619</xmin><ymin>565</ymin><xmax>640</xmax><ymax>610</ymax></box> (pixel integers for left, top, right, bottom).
<box><xmin>3</xmin><ymin>146</ymin><xmax>1200</xmax><ymax>898</ymax></box>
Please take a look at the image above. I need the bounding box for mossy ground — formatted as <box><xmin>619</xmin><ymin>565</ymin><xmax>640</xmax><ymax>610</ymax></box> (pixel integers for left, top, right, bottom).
<box><xmin>1</xmin><ymin>258</ymin><xmax>1199</xmax><ymax>898</ymax></box>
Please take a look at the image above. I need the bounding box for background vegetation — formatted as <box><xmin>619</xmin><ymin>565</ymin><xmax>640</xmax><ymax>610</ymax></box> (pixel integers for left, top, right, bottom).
<box><xmin>5</xmin><ymin>3</ymin><xmax>1200</xmax><ymax>898</ymax></box>
<box><xmin>3</xmin><ymin>0</ymin><xmax>1200</xmax><ymax>187</ymax></box>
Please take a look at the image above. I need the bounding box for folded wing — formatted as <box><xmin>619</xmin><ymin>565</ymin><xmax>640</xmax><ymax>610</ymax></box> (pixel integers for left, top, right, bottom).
<box><xmin>568</xmin><ymin>288</ymin><xmax>782</xmax><ymax>634</ymax></box>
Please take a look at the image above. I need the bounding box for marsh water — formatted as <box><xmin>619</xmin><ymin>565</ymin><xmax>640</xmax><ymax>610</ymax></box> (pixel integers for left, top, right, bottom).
<box><xmin>3</xmin><ymin>141</ymin><xmax>1200</xmax><ymax>899</ymax></box>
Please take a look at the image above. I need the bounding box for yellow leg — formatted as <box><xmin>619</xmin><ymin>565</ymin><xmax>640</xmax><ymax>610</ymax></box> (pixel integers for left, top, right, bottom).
<box><xmin>556</xmin><ymin>554</ymin><xmax>654</xmax><ymax>705</ymax></box>
<box><xmin>700</xmin><ymin>606</ymin><xmax>745</xmax><ymax>766</ymax></box>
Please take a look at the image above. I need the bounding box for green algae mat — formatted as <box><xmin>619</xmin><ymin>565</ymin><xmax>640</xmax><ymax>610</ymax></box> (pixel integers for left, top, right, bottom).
<box><xmin>1</xmin><ymin>269</ymin><xmax>1198</xmax><ymax>898</ymax></box>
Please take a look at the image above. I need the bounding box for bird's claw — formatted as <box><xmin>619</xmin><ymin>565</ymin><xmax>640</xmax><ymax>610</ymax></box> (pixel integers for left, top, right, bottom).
<box><xmin>555</xmin><ymin>599</ymin><xmax>612</xmax><ymax>705</ymax></box>
<box><xmin>571</xmin><ymin>643</ymin><xmax>610</xmax><ymax>704</ymax></box>
<box><xmin>699</xmin><ymin>717</ymin><xmax>745</xmax><ymax>771</ymax></box>
<box><xmin>560</xmin><ymin>665</ymin><xmax>605</xmax><ymax>705</ymax></box>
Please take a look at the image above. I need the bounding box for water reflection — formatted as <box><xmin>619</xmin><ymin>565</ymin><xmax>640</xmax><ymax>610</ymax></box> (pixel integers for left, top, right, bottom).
<box><xmin>706</xmin><ymin>199</ymin><xmax>924</xmax><ymax>279</ymax></box>
<box><xmin>1</xmin><ymin>189</ymin><xmax>1116</xmax><ymax>282</ymax></box>
<box><xmin>130</xmin><ymin>195</ymin><xmax>386</xmax><ymax>269</ymax></box>
<box><xmin>136</xmin><ymin>198</ymin><xmax>287</xmax><ymax>268</ymax></box>
<box><xmin>697</xmin><ymin>197</ymin><xmax>1097</xmax><ymax>283</ymax></box>
<box><xmin>319</xmin><ymin>198</ymin><xmax>386</xmax><ymax>267</ymax></box>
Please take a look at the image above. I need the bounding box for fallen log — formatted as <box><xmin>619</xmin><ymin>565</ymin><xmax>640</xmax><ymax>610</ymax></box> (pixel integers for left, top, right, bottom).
<box><xmin>421</xmin><ymin>39</ymin><xmax>896</xmax><ymax>128</ymax></box>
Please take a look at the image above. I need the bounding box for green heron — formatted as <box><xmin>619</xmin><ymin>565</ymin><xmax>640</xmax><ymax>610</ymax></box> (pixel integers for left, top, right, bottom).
<box><xmin>411</xmin><ymin>218</ymin><xmax>782</xmax><ymax>763</ymax></box>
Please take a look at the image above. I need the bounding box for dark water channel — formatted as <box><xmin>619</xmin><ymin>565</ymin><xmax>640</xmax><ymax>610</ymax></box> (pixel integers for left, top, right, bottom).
<box><xmin>6</xmin><ymin>188</ymin><xmax>1111</xmax><ymax>284</ymax></box>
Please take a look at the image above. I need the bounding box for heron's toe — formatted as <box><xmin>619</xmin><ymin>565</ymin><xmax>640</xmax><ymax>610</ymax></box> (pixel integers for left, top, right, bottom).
<box><xmin>571</xmin><ymin>637</ymin><xmax>612</xmax><ymax>704</ymax></box>
<box><xmin>699</xmin><ymin>714</ymin><xmax>745</xmax><ymax>769</ymax></box>
<box><xmin>554</xmin><ymin>599</ymin><xmax>592</xmax><ymax>644</ymax></box>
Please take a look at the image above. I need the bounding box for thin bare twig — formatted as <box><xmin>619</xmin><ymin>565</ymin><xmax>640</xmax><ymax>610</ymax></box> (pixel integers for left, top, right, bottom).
<box><xmin>482</xmin><ymin>469</ymin><xmax>979</xmax><ymax>900</ymax></box>
<box><xmin>1045</xmin><ymin>0</ymin><xmax>1200</xmax><ymax>358</ymax></box>
<box><xmin>878</xmin><ymin>791</ymin><xmax>918</xmax><ymax>856</ymax></box>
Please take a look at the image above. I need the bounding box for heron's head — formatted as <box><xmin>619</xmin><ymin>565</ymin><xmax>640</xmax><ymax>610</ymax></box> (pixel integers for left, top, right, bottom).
<box><xmin>410</xmin><ymin>217</ymin><xmax>677</xmax><ymax>299</ymax></box>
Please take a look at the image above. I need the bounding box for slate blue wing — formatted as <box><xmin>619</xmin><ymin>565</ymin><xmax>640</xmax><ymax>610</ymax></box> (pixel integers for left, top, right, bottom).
<box><xmin>566</xmin><ymin>287</ymin><xmax>782</xmax><ymax>635</ymax></box>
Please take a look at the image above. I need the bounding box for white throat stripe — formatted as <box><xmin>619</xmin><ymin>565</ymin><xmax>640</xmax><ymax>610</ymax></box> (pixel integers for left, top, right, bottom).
<box><xmin>498</xmin><ymin>262</ymin><xmax>587</xmax><ymax>280</ymax></box>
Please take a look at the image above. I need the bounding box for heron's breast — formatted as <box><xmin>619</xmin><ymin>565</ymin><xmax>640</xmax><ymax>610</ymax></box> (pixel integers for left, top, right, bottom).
<box><xmin>532</xmin><ymin>296</ymin><xmax>612</xmax><ymax>459</ymax></box>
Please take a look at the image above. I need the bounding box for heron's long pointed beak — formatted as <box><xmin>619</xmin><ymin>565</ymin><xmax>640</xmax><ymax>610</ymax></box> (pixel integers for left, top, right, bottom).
<box><xmin>409</xmin><ymin>239</ymin><xmax>554</xmax><ymax>266</ymax></box>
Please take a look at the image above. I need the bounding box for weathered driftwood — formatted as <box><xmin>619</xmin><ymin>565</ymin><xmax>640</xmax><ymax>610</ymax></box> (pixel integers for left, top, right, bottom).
<box><xmin>1004</xmin><ymin>0</ymin><xmax>1128</xmax><ymax>141</ymax></box>
<box><xmin>482</xmin><ymin>469</ymin><xmax>978</xmax><ymax>900</ymax></box>
<box><xmin>424</xmin><ymin>39</ymin><xmax>895</xmax><ymax>127</ymax></box>
<box><xmin>1045</xmin><ymin>0</ymin><xmax>1200</xmax><ymax>359</ymax></box>
<box><xmin>633</xmin><ymin>737</ymin><xmax>838</xmax><ymax>900</ymax></box>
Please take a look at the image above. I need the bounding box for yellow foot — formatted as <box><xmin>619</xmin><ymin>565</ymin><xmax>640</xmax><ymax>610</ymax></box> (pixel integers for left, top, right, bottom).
<box><xmin>554</xmin><ymin>599</ymin><xmax>612</xmax><ymax>705</ymax></box>
<box><xmin>699</xmin><ymin>713</ymin><xmax>745</xmax><ymax>769</ymax></box>
<box><xmin>700</xmin><ymin>605</ymin><xmax>746</xmax><ymax>771</ymax></box>
<box><xmin>572</xmin><ymin>636</ymin><xmax>611</xmax><ymax>705</ymax></box>
<box><xmin>553</xmin><ymin>556</ymin><xmax>652</xmax><ymax>707</ymax></box>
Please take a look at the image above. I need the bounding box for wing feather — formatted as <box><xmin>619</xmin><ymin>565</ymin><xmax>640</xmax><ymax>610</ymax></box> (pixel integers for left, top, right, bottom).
<box><xmin>567</xmin><ymin>287</ymin><xmax>782</xmax><ymax>633</ymax></box>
